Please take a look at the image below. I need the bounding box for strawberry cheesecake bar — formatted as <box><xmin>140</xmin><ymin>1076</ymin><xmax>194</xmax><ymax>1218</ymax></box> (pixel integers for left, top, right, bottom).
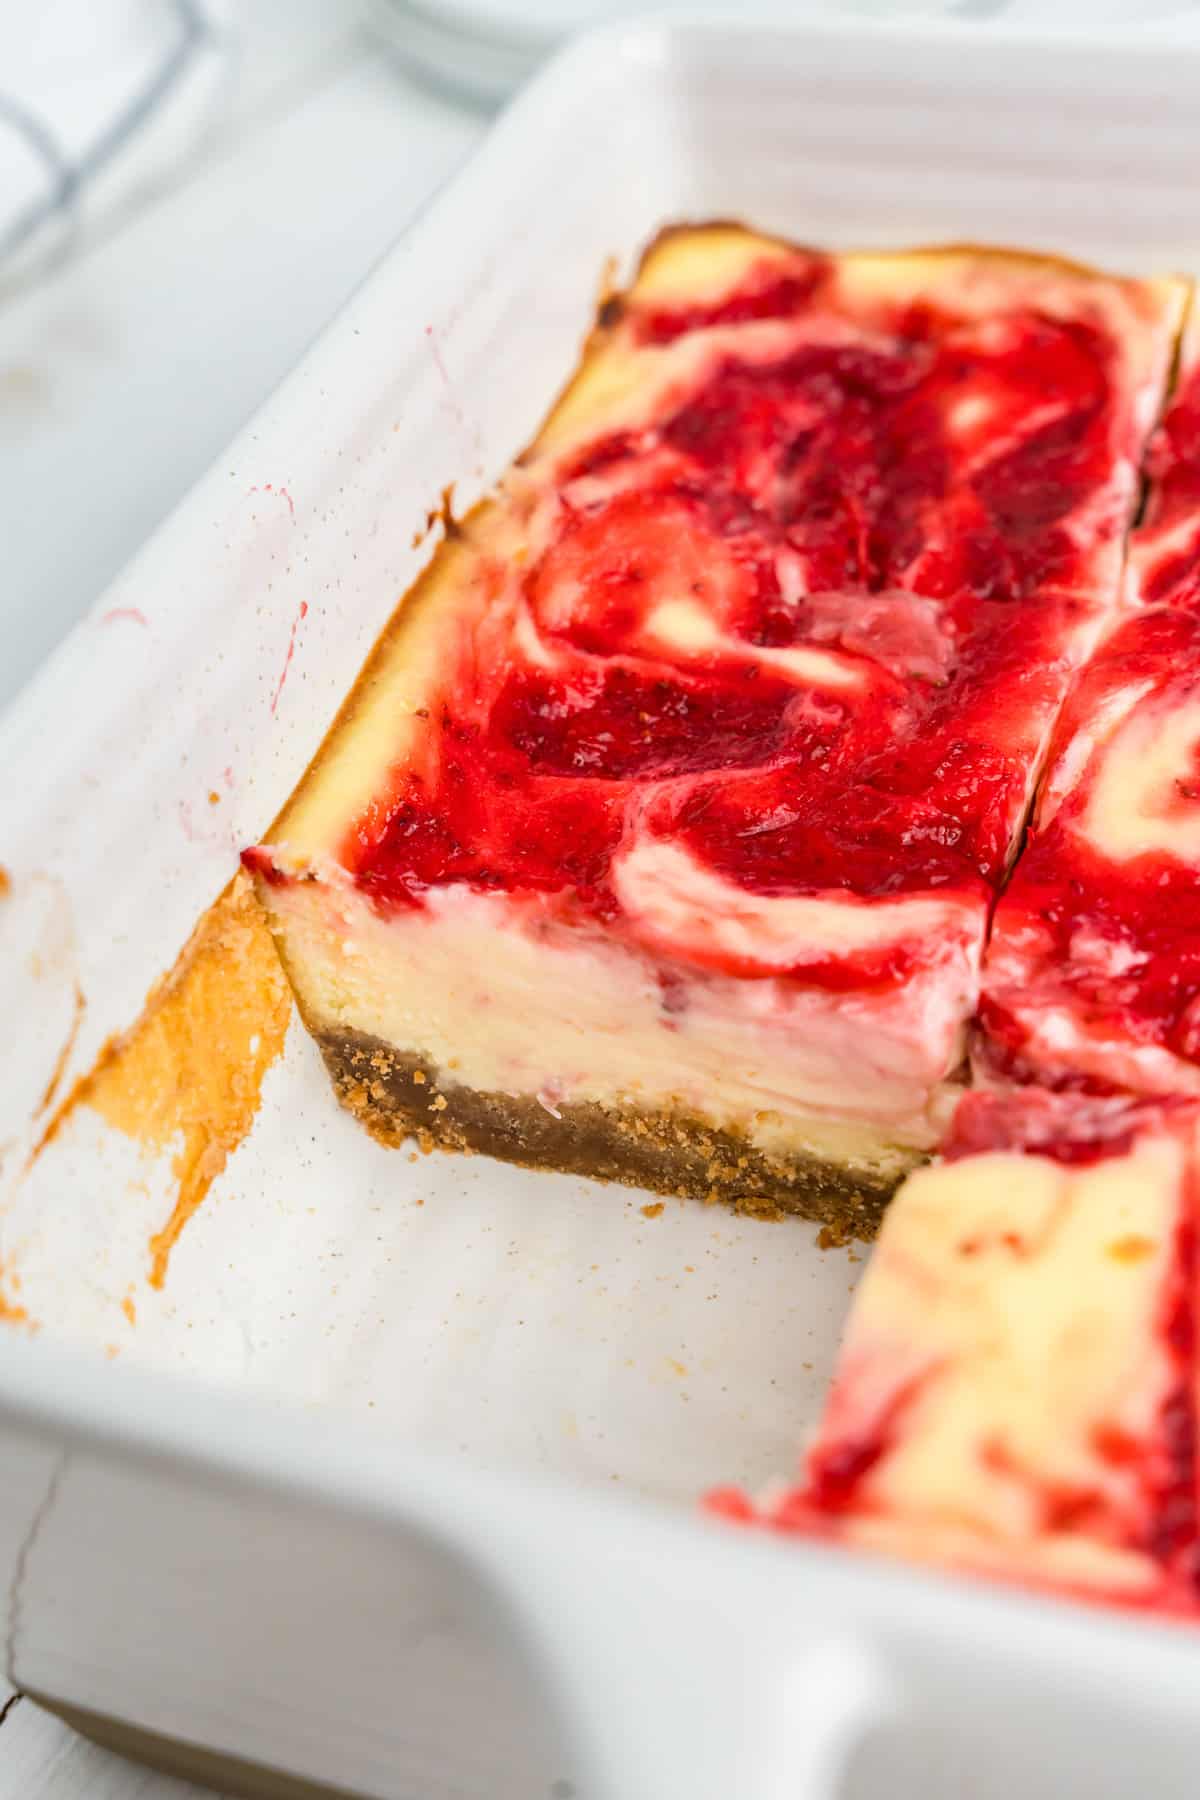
<box><xmin>245</xmin><ymin>226</ymin><xmax>1182</xmax><ymax>1236</ymax></box>
<box><xmin>978</xmin><ymin>319</ymin><xmax>1200</xmax><ymax>1097</ymax></box>
<box><xmin>713</xmin><ymin>1088</ymin><xmax>1200</xmax><ymax>1615</ymax></box>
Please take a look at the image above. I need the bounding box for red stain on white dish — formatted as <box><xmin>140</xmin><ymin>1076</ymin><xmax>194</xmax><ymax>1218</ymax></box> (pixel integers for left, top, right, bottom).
<box><xmin>247</xmin><ymin>482</ymin><xmax>296</xmax><ymax>520</ymax></box>
<box><xmin>178</xmin><ymin>793</ymin><xmax>235</xmax><ymax>849</ymax></box>
<box><xmin>174</xmin><ymin>799</ymin><xmax>210</xmax><ymax>846</ymax></box>
<box><xmin>101</xmin><ymin>607</ymin><xmax>148</xmax><ymax>628</ymax></box>
<box><xmin>271</xmin><ymin>600</ymin><xmax>309</xmax><ymax>716</ymax></box>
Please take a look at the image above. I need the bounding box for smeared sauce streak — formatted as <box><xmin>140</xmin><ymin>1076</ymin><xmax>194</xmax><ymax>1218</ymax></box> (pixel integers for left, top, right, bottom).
<box><xmin>270</xmin><ymin>599</ymin><xmax>309</xmax><ymax>717</ymax></box>
<box><xmin>32</xmin><ymin>874</ymin><xmax>291</xmax><ymax>1288</ymax></box>
<box><xmin>247</xmin><ymin>482</ymin><xmax>296</xmax><ymax>520</ymax></box>
<box><xmin>35</xmin><ymin>981</ymin><xmax>86</xmax><ymax>1116</ymax></box>
<box><xmin>0</xmin><ymin>1260</ymin><xmax>29</xmax><ymax>1329</ymax></box>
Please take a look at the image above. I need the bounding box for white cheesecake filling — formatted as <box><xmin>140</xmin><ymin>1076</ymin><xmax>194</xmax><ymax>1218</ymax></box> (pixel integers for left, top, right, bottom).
<box><xmin>261</xmin><ymin>865</ymin><xmax>981</xmax><ymax>1172</ymax></box>
<box><xmin>811</xmin><ymin>1129</ymin><xmax>1188</xmax><ymax>1591</ymax></box>
<box><xmin>1083</xmin><ymin>681</ymin><xmax>1200</xmax><ymax>864</ymax></box>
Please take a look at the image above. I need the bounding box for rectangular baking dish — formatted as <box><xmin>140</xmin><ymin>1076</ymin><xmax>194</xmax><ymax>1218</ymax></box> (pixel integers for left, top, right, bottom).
<box><xmin>4</xmin><ymin>15</ymin><xmax>1200</xmax><ymax>1798</ymax></box>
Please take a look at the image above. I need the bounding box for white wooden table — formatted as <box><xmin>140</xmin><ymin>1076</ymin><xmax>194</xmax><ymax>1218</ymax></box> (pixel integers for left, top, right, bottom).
<box><xmin>0</xmin><ymin>7</ymin><xmax>481</xmax><ymax>1791</ymax></box>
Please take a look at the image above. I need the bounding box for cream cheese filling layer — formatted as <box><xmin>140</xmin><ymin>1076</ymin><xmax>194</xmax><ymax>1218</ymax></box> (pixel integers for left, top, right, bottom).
<box><xmin>810</xmin><ymin>1133</ymin><xmax>1186</xmax><ymax>1582</ymax></box>
<box><xmin>261</xmin><ymin>869</ymin><xmax>977</xmax><ymax>1171</ymax></box>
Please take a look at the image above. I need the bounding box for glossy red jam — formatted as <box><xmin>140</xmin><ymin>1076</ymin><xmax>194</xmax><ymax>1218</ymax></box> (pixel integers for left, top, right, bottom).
<box><xmin>1139</xmin><ymin>360</ymin><xmax>1200</xmax><ymax>608</ymax></box>
<box><xmin>979</xmin><ymin>605</ymin><xmax>1200</xmax><ymax>1087</ymax></box>
<box><xmin>634</xmin><ymin>253</ymin><xmax>831</xmax><ymax>345</ymax></box>
<box><xmin>944</xmin><ymin>1087</ymin><xmax>1170</xmax><ymax>1167</ymax></box>
<box><xmin>1149</xmin><ymin>1214</ymin><xmax>1198</xmax><ymax>1580</ymax></box>
<box><xmin>344</xmin><ymin>250</ymin><xmax>1147</xmax><ymax>984</ymax></box>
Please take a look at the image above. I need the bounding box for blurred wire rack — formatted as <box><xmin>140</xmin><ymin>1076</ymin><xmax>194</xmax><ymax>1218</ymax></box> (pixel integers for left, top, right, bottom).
<box><xmin>0</xmin><ymin>0</ymin><xmax>229</xmax><ymax>294</ymax></box>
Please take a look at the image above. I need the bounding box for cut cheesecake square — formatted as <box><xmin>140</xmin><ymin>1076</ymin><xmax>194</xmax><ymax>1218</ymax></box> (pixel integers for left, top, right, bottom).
<box><xmin>978</xmin><ymin>316</ymin><xmax>1200</xmax><ymax>1098</ymax></box>
<box><xmin>245</xmin><ymin>226</ymin><xmax>1183</xmax><ymax>1235</ymax></box>
<box><xmin>712</xmin><ymin>1089</ymin><xmax>1200</xmax><ymax>1617</ymax></box>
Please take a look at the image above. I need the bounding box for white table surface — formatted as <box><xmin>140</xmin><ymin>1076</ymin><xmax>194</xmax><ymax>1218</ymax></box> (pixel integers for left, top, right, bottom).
<box><xmin>0</xmin><ymin>9</ymin><xmax>482</xmax><ymax>1794</ymax></box>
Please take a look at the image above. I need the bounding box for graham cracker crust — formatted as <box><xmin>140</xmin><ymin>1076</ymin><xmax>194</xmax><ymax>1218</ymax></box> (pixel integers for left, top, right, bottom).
<box><xmin>319</xmin><ymin>1028</ymin><xmax>907</xmax><ymax>1240</ymax></box>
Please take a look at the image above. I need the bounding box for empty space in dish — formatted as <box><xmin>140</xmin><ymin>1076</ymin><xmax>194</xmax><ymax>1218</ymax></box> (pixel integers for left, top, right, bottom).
<box><xmin>3</xmin><ymin>18</ymin><xmax>1200</xmax><ymax>1512</ymax></box>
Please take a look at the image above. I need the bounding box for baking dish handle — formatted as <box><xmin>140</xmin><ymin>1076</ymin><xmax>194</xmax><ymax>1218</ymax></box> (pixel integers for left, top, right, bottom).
<box><xmin>487</xmin><ymin>1516</ymin><xmax>899</xmax><ymax>1800</ymax></box>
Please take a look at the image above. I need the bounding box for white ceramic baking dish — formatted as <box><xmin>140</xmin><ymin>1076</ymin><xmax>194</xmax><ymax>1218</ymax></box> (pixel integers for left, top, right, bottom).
<box><xmin>4</xmin><ymin>15</ymin><xmax>1200</xmax><ymax>1797</ymax></box>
